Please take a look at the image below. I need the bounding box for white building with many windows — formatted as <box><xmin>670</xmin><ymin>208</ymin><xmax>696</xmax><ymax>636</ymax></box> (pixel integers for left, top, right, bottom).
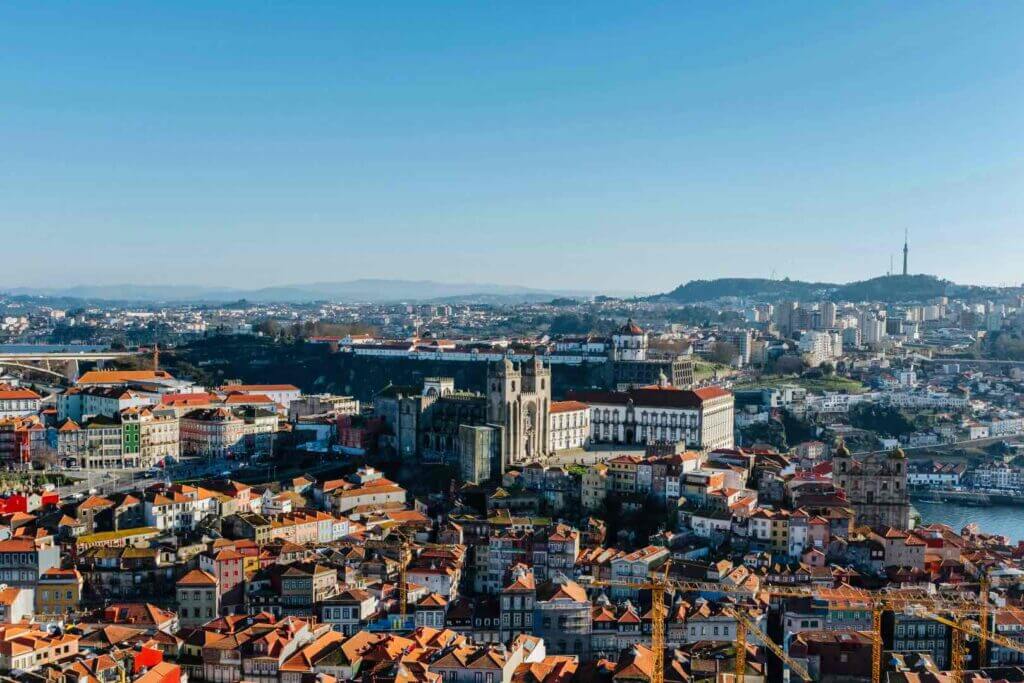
<box><xmin>0</xmin><ymin>388</ymin><xmax>41</xmax><ymax>419</ymax></box>
<box><xmin>567</xmin><ymin>385</ymin><xmax>734</xmax><ymax>451</ymax></box>
<box><xmin>547</xmin><ymin>400</ymin><xmax>590</xmax><ymax>452</ymax></box>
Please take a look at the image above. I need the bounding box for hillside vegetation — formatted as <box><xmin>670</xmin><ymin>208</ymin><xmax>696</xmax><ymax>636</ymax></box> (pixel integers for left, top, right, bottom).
<box><xmin>657</xmin><ymin>274</ymin><xmax>1009</xmax><ymax>304</ymax></box>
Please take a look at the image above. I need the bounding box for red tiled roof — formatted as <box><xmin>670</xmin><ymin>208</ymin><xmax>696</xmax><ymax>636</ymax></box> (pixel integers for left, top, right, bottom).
<box><xmin>78</xmin><ymin>370</ymin><xmax>173</xmax><ymax>384</ymax></box>
<box><xmin>177</xmin><ymin>569</ymin><xmax>218</xmax><ymax>587</ymax></box>
<box><xmin>220</xmin><ymin>384</ymin><xmax>299</xmax><ymax>392</ymax></box>
<box><xmin>0</xmin><ymin>389</ymin><xmax>41</xmax><ymax>400</ymax></box>
<box><xmin>550</xmin><ymin>400</ymin><xmax>588</xmax><ymax>414</ymax></box>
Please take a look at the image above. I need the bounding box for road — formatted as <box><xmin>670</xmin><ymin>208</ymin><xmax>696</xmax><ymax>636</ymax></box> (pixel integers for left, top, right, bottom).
<box><xmin>57</xmin><ymin>458</ymin><xmax>245</xmax><ymax>499</ymax></box>
<box><xmin>855</xmin><ymin>434</ymin><xmax>1024</xmax><ymax>458</ymax></box>
<box><xmin>55</xmin><ymin>453</ymin><xmax>356</xmax><ymax>500</ymax></box>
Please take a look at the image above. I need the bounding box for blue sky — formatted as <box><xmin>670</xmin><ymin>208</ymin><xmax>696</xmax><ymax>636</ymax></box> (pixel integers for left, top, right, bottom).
<box><xmin>2</xmin><ymin>2</ymin><xmax>1022</xmax><ymax>293</ymax></box>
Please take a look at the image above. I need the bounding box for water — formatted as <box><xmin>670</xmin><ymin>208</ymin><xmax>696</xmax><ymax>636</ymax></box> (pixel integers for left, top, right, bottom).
<box><xmin>0</xmin><ymin>343</ymin><xmax>107</xmax><ymax>353</ymax></box>
<box><xmin>913</xmin><ymin>499</ymin><xmax>1024</xmax><ymax>543</ymax></box>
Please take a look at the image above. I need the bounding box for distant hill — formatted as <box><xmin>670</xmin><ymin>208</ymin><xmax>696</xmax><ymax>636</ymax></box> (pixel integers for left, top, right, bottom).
<box><xmin>660</xmin><ymin>278</ymin><xmax>833</xmax><ymax>303</ymax></box>
<box><xmin>6</xmin><ymin>279</ymin><xmax>623</xmax><ymax>304</ymax></box>
<box><xmin>656</xmin><ymin>274</ymin><xmax>1012</xmax><ymax>304</ymax></box>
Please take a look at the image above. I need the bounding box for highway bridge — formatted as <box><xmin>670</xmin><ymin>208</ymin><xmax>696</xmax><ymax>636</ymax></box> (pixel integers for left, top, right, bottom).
<box><xmin>0</xmin><ymin>350</ymin><xmax>143</xmax><ymax>381</ymax></box>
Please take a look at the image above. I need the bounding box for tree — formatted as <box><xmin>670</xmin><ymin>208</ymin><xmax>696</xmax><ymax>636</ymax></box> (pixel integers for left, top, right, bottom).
<box><xmin>548</xmin><ymin>314</ymin><xmax>607</xmax><ymax>335</ymax></box>
<box><xmin>741</xmin><ymin>420</ymin><xmax>788</xmax><ymax>450</ymax></box>
<box><xmin>254</xmin><ymin>320</ymin><xmax>282</xmax><ymax>337</ymax></box>
<box><xmin>31</xmin><ymin>444</ymin><xmax>60</xmax><ymax>471</ymax></box>
<box><xmin>774</xmin><ymin>355</ymin><xmax>805</xmax><ymax>375</ymax></box>
<box><xmin>709</xmin><ymin>342</ymin><xmax>739</xmax><ymax>365</ymax></box>
<box><xmin>850</xmin><ymin>404</ymin><xmax>914</xmax><ymax>438</ymax></box>
<box><xmin>781</xmin><ymin>411</ymin><xmax>815</xmax><ymax>445</ymax></box>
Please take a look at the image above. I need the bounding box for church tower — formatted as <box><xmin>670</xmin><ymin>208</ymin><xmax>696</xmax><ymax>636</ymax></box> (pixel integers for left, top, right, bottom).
<box><xmin>487</xmin><ymin>357</ymin><xmax>551</xmax><ymax>468</ymax></box>
<box><xmin>488</xmin><ymin>358</ymin><xmax>520</xmax><ymax>468</ymax></box>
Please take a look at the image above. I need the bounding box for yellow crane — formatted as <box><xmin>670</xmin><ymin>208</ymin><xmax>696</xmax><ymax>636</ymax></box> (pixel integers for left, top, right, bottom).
<box><xmin>651</xmin><ymin>576</ymin><xmax>1012</xmax><ymax>683</ymax></box>
<box><xmin>727</xmin><ymin>604</ymin><xmax>812</xmax><ymax>683</ymax></box>
<box><xmin>398</xmin><ymin>536</ymin><xmax>410</xmax><ymax>619</ymax></box>
<box><xmin>583</xmin><ymin>568</ymin><xmax>1018</xmax><ymax>683</ymax></box>
<box><xmin>394</xmin><ymin>536</ymin><xmax>464</xmax><ymax>621</ymax></box>
<box><xmin>755</xmin><ymin>582</ymin><xmax>1022</xmax><ymax>683</ymax></box>
<box><xmin>590</xmin><ymin>564</ymin><xmax>673</xmax><ymax>683</ymax></box>
<box><xmin>901</xmin><ymin>604</ymin><xmax>1024</xmax><ymax>683</ymax></box>
<box><xmin>590</xmin><ymin>569</ymin><xmax>803</xmax><ymax>683</ymax></box>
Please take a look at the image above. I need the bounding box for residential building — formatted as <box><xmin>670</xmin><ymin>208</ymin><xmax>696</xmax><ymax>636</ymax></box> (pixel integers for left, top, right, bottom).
<box><xmin>177</xmin><ymin>569</ymin><xmax>221</xmax><ymax>626</ymax></box>
<box><xmin>35</xmin><ymin>568</ymin><xmax>84</xmax><ymax>618</ymax></box>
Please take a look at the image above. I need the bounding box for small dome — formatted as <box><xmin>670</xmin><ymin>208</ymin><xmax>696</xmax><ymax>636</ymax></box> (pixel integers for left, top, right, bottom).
<box><xmin>833</xmin><ymin>440</ymin><xmax>850</xmax><ymax>457</ymax></box>
<box><xmin>618</xmin><ymin>318</ymin><xmax>645</xmax><ymax>335</ymax></box>
<box><xmin>889</xmin><ymin>447</ymin><xmax>906</xmax><ymax>459</ymax></box>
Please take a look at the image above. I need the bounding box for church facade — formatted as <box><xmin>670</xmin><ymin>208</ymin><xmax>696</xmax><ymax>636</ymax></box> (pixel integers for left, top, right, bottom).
<box><xmin>487</xmin><ymin>357</ymin><xmax>552</xmax><ymax>467</ymax></box>
<box><xmin>832</xmin><ymin>443</ymin><xmax>911</xmax><ymax>530</ymax></box>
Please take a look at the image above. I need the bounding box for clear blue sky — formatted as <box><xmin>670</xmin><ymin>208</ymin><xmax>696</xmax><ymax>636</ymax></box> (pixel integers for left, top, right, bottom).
<box><xmin>2</xmin><ymin>2</ymin><xmax>1022</xmax><ymax>293</ymax></box>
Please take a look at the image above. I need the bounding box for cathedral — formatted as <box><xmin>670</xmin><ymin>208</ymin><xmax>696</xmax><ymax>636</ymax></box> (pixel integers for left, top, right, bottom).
<box><xmin>487</xmin><ymin>357</ymin><xmax>552</xmax><ymax>467</ymax></box>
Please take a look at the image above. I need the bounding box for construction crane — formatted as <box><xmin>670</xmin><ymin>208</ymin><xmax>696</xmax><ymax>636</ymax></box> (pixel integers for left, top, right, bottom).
<box><xmin>589</xmin><ymin>568</ymin><xmax>805</xmax><ymax>683</ymax></box>
<box><xmin>384</xmin><ymin>529</ymin><xmax>414</xmax><ymax>620</ymax></box>
<box><xmin>901</xmin><ymin>604</ymin><xmax>1024</xmax><ymax>683</ymax></box>
<box><xmin>398</xmin><ymin>536</ymin><xmax>410</xmax><ymax>619</ymax></box>
<box><xmin>583</xmin><ymin>571</ymin><xmax>1021</xmax><ymax>683</ymax></box>
<box><xmin>978</xmin><ymin>572</ymin><xmax>992</xmax><ymax>668</ymax></box>
<box><xmin>590</xmin><ymin>564</ymin><xmax>673</xmax><ymax>683</ymax></box>
<box><xmin>653</xmin><ymin>577</ymin><xmax>1009</xmax><ymax>683</ymax></box>
<box><xmin>727</xmin><ymin>605</ymin><xmax>812</xmax><ymax>682</ymax></box>
<box><xmin>758</xmin><ymin>582</ymin><xmax>1022</xmax><ymax>683</ymax></box>
<box><xmin>393</xmin><ymin>536</ymin><xmax>464</xmax><ymax>621</ymax></box>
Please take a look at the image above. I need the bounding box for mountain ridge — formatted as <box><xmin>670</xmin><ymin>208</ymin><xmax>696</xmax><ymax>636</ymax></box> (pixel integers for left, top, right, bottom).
<box><xmin>4</xmin><ymin>279</ymin><xmax>627</xmax><ymax>304</ymax></box>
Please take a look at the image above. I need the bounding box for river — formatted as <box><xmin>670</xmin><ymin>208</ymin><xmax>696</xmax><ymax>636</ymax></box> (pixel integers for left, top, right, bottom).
<box><xmin>913</xmin><ymin>499</ymin><xmax>1024</xmax><ymax>543</ymax></box>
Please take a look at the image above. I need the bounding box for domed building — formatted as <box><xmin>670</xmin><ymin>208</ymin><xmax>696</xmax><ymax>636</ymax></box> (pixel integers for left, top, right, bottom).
<box><xmin>612</xmin><ymin>318</ymin><xmax>649</xmax><ymax>361</ymax></box>
<box><xmin>832</xmin><ymin>442</ymin><xmax>910</xmax><ymax>529</ymax></box>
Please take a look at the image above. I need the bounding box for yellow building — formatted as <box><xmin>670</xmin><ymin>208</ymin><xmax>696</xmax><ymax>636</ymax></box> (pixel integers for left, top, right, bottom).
<box><xmin>35</xmin><ymin>568</ymin><xmax>84</xmax><ymax>618</ymax></box>
<box><xmin>770</xmin><ymin>509</ymin><xmax>791</xmax><ymax>553</ymax></box>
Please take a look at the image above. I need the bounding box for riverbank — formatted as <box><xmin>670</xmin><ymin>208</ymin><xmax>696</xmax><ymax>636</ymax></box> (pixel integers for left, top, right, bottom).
<box><xmin>913</xmin><ymin>499</ymin><xmax>1024</xmax><ymax>543</ymax></box>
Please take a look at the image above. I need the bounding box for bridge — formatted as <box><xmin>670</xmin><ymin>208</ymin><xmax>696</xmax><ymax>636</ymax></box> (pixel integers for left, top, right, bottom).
<box><xmin>0</xmin><ymin>350</ymin><xmax>143</xmax><ymax>382</ymax></box>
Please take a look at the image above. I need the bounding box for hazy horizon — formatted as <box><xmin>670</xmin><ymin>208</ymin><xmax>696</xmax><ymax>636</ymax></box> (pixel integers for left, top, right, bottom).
<box><xmin>3</xmin><ymin>3</ymin><xmax>1022</xmax><ymax>291</ymax></box>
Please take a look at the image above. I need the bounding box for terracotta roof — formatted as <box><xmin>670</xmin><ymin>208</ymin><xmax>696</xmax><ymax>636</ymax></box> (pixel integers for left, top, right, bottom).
<box><xmin>0</xmin><ymin>389</ymin><xmax>41</xmax><ymax>400</ymax></box>
<box><xmin>78</xmin><ymin>495</ymin><xmax>114</xmax><ymax>510</ymax></box>
<box><xmin>161</xmin><ymin>392</ymin><xmax>216</xmax><ymax>406</ymax></box>
<box><xmin>177</xmin><ymin>569</ymin><xmax>218</xmax><ymax>587</ymax></box>
<box><xmin>550</xmin><ymin>400</ymin><xmax>589</xmax><ymax>414</ymax></box>
<box><xmin>78</xmin><ymin>370</ymin><xmax>173</xmax><ymax>384</ymax></box>
<box><xmin>567</xmin><ymin>386</ymin><xmax>732</xmax><ymax>409</ymax></box>
<box><xmin>220</xmin><ymin>384</ymin><xmax>299</xmax><ymax>392</ymax></box>
<box><xmin>618</xmin><ymin>319</ymin><xmax>645</xmax><ymax>335</ymax></box>
<box><xmin>417</xmin><ymin>593</ymin><xmax>448</xmax><ymax>608</ymax></box>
